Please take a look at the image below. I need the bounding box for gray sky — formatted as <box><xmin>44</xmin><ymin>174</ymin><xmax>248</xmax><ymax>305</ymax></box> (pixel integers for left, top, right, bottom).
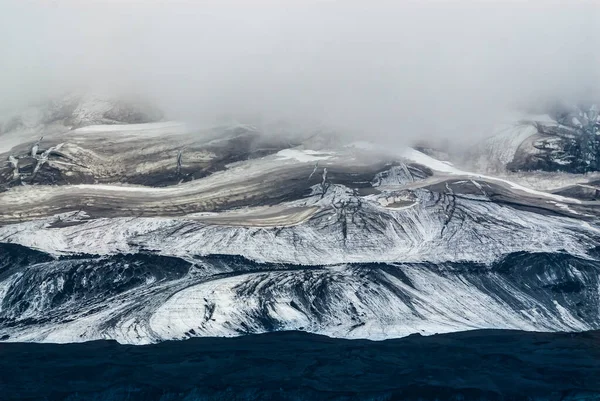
<box><xmin>1</xmin><ymin>0</ymin><xmax>599</xmax><ymax>144</ymax></box>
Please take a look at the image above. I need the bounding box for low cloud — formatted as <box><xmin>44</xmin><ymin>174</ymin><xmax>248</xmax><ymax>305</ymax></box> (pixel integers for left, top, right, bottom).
<box><xmin>1</xmin><ymin>0</ymin><xmax>598</xmax><ymax>146</ymax></box>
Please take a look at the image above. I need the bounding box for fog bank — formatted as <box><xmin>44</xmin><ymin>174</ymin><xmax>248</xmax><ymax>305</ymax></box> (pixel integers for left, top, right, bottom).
<box><xmin>1</xmin><ymin>0</ymin><xmax>599</xmax><ymax>145</ymax></box>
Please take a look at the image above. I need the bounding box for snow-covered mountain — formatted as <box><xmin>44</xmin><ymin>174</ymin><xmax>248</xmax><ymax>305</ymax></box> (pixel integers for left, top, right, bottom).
<box><xmin>1</xmin><ymin>243</ymin><xmax>599</xmax><ymax>344</ymax></box>
<box><xmin>466</xmin><ymin>104</ymin><xmax>600</xmax><ymax>175</ymax></box>
<box><xmin>0</xmin><ymin>93</ymin><xmax>163</xmax><ymax>134</ymax></box>
<box><xmin>1</xmin><ymin>98</ymin><xmax>600</xmax><ymax>344</ymax></box>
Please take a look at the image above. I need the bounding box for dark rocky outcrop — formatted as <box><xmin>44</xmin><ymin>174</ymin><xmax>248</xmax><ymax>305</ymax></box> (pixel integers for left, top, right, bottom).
<box><xmin>508</xmin><ymin>105</ymin><xmax>600</xmax><ymax>174</ymax></box>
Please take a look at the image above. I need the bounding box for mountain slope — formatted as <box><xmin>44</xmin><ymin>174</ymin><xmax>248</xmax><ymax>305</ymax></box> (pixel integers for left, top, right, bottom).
<box><xmin>1</xmin><ymin>244</ymin><xmax>599</xmax><ymax>344</ymax></box>
<box><xmin>1</xmin><ymin>103</ymin><xmax>600</xmax><ymax>344</ymax></box>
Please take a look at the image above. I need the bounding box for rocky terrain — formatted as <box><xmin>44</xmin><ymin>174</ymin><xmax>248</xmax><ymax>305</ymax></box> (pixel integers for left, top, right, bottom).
<box><xmin>468</xmin><ymin>104</ymin><xmax>600</xmax><ymax>175</ymax></box>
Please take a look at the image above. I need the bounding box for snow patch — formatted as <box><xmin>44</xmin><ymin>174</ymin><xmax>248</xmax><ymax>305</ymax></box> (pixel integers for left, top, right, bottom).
<box><xmin>402</xmin><ymin>148</ymin><xmax>582</xmax><ymax>204</ymax></box>
<box><xmin>276</xmin><ymin>149</ymin><xmax>335</xmax><ymax>162</ymax></box>
<box><xmin>73</xmin><ymin>121</ymin><xmax>186</xmax><ymax>134</ymax></box>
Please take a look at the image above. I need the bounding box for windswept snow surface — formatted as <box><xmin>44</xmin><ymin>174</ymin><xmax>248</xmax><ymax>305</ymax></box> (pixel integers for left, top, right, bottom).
<box><xmin>73</xmin><ymin>121</ymin><xmax>186</xmax><ymax>134</ymax></box>
<box><xmin>401</xmin><ymin>147</ymin><xmax>462</xmax><ymax>174</ymax></box>
<box><xmin>276</xmin><ymin>149</ymin><xmax>336</xmax><ymax>162</ymax></box>
<box><xmin>401</xmin><ymin>147</ymin><xmax>582</xmax><ymax>204</ymax></box>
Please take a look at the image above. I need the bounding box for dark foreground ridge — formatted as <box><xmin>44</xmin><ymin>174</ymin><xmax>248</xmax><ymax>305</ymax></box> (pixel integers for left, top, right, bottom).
<box><xmin>2</xmin><ymin>330</ymin><xmax>600</xmax><ymax>401</ymax></box>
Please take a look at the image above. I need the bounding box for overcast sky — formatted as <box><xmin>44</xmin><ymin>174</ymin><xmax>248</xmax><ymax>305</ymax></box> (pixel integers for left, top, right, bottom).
<box><xmin>1</xmin><ymin>0</ymin><xmax>599</xmax><ymax>143</ymax></box>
